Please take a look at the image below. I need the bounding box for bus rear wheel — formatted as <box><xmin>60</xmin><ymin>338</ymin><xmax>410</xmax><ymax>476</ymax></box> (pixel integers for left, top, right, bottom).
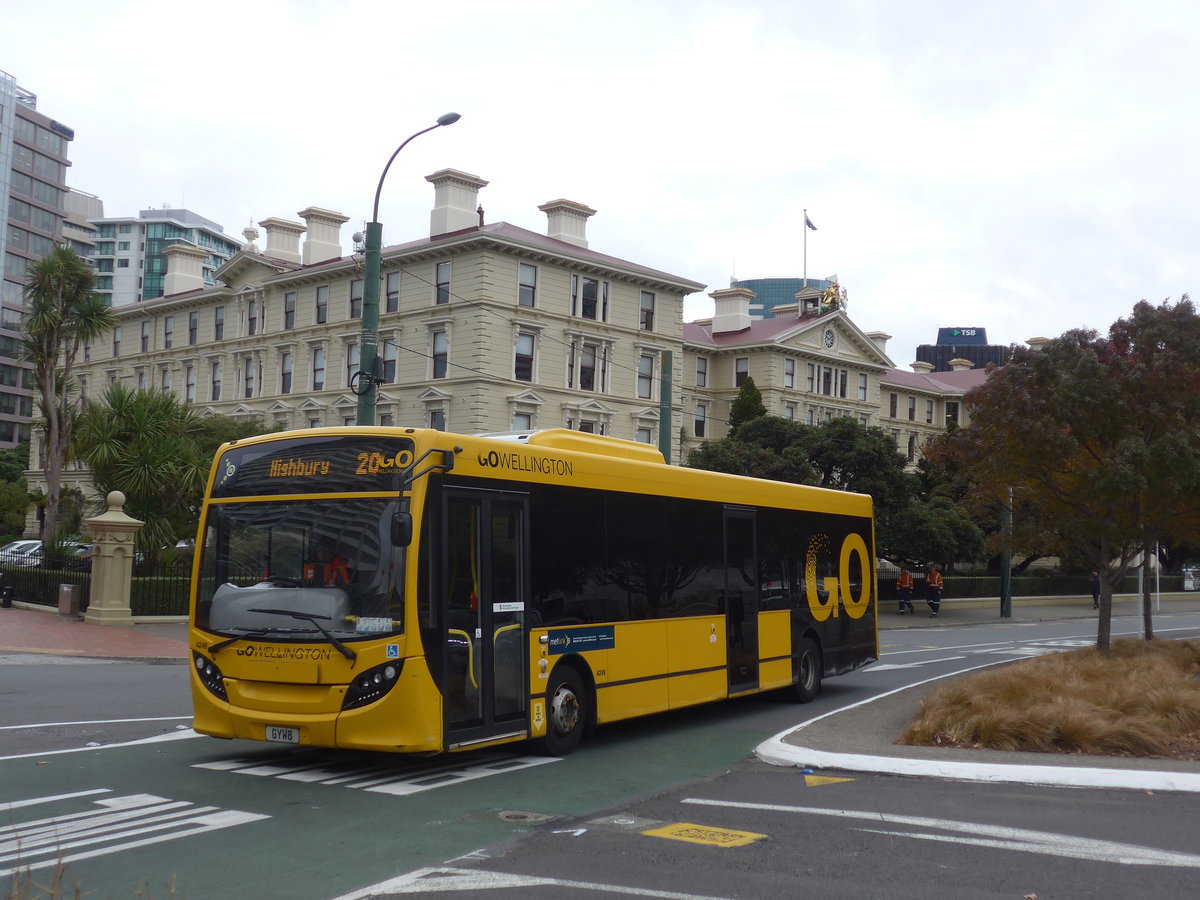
<box><xmin>784</xmin><ymin>637</ymin><xmax>822</xmax><ymax>703</ymax></box>
<box><xmin>540</xmin><ymin>666</ymin><xmax>586</xmax><ymax>756</ymax></box>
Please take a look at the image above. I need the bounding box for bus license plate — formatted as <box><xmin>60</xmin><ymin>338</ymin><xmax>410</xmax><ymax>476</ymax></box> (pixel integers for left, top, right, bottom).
<box><xmin>266</xmin><ymin>725</ymin><xmax>299</xmax><ymax>744</ymax></box>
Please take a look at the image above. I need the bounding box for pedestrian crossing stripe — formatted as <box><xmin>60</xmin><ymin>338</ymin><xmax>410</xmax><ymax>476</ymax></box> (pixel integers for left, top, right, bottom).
<box><xmin>640</xmin><ymin>822</ymin><xmax>766</xmax><ymax>847</ymax></box>
<box><xmin>805</xmin><ymin>775</ymin><xmax>854</xmax><ymax>786</ymax></box>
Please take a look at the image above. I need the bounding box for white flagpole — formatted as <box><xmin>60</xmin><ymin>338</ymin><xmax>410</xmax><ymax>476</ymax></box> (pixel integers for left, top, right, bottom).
<box><xmin>803</xmin><ymin>208</ymin><xmax>808</xmax><ymax>288</ymax></box>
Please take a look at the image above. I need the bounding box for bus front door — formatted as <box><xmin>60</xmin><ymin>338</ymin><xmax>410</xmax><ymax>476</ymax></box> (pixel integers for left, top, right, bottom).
<box><xmin>443</xmin><ymin>491</ymin><xmax>529</xmax><ymax>749</ymax></box>
<box><xmin>725</xmin><ymin>509</ymin><xmax>759</xmax><ymax>694</ymax></box>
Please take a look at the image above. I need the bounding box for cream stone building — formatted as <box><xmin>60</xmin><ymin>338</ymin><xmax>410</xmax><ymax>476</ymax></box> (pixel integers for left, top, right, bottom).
<box><xmin>681</xmin><ymin>286</ymin><xmax>987</xmax><ymax>463</ymax></box>
<box><xmin>66</xmin><ymin>168</ymin><xmax>705</xmax><ymax>443</ymax></box>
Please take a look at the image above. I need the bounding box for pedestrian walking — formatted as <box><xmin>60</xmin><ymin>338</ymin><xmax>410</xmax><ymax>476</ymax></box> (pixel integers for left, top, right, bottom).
<box><xmin>1090</xmin><ymin>570</ymin><xmax>1100</xmax><ymax>610</ymax></box>
<box><xmin>926</xmin><ymin>565</ymin><xmax>944</xmax><ymax>617</ymax></box>
<box><xmin>896</xmin><ymin>568</ymin><xmax>915</xmax><ymax>614</ymax></box>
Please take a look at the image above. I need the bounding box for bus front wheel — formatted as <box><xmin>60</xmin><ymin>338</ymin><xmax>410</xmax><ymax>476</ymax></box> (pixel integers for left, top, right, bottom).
<box><xmin>784</xmin><ymin>637</ymin><xmax>822</xmax><ymax>703</ymax></box>
<box><xmin>541</xmin><ymin>666</ymin><xmax>586</xmax><ymax>756</ymax></box>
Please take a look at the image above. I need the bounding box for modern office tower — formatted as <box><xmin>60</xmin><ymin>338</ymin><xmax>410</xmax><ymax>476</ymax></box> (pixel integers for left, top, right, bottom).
<box><xmin>89</xmin><ymin>208</ymin><xmax>242</xmax><ymax>306</ymax></box>
<box><xmin>1</xmin><ymin>68</ymin><xmax>74</xmax><ymax>448</ymax></box>
<box><xmin>730</xmin><ymin>276</ymin><xmax>837</xmax><ymax>319</ymax></box>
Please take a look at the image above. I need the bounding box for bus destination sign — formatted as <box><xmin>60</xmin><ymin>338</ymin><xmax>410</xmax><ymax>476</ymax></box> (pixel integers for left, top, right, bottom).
<box><xmin>213</xmin><ymin>436</ymin><xmax>416</xmax><ymax>497</ymax></box>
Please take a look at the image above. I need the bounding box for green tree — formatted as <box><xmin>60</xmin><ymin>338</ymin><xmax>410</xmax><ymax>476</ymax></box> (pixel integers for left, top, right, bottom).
<box><xmin>0</xmin><ymin>444</ymin><xmax>30</xmax><ymax>483</ymax></box>
<box><xmin>728</xmin><ymin>376</ymin><xmax>767</xmax><ymax>429</ymax></box>
<box><xmin>0</xmin><ymin>480</ymin><xmax>30</xmax><ymax>538</ymax></box>
<box><xmin>942</xmin><ymin>298</ymin><xmax>1200</xmax><ymax>649</ymax></box>
<box><xmin>21</xmin><ymin>246</ymin><xmax>117</xmax><ymax>545</ymax></box>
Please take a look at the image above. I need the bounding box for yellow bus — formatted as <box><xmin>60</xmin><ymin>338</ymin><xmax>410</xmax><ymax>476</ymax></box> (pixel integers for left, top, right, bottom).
<box><xmin>189</xmin><ymin>427</ymin><xmax>877</xmax><ymax>756</ymax></box>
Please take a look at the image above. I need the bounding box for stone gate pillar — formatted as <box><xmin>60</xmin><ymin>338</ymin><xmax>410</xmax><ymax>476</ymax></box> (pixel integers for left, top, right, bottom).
<box><xmin>83</xmin><ymin>491</ymin><xmax>145</xmax><ymax>627</ymax></box>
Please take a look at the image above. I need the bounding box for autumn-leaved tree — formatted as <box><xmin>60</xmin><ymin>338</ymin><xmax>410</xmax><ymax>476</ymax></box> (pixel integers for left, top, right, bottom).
<box><xmin>21</xmin><ymin>246</ymin><xmax>116</xmax><ymax>546</ymax></box>
<box><xmin>936</xmin><ymin>297</ymin><xmax>1200</xmax><ymax>649</ymax></box>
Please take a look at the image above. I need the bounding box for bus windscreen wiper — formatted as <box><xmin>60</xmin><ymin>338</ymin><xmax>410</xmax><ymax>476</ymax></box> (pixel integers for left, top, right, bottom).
<box><xmin>247</xmin><ymin>608</ymin><xmax>357</xmax><ymax>660</ymax></box>
<box><xmin>209</xmin><ymin>626</ymin><xmax>297</xmax><ymax>655</ymax></box>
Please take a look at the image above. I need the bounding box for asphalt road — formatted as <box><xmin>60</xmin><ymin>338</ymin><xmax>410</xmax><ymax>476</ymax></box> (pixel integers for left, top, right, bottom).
<box><xmin>4</xmin><ymin>612</ymin><xmax>1200</xmax><ymax>899</ymax></box>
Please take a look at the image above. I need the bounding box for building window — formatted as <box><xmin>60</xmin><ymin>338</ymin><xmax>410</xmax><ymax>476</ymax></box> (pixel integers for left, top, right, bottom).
<box><xmin>636</xmin><ymin>426</ymin><xmax>652</xmax><ymax>443</ymax></box>
<box><xmin>244</xmin><ymin>357</ymin><xmax>255</xmax><ymax>398</ymax></box>
<box><xmin>858</xmin><ymin>373</ymin><xmax>868</xmax><ymax>402</ymax></box>
<box><xmin>435</xmin><ymin>262</ymin><xmax>451</xmax><ymax>305</ymax></box>
<box><xmin>637</xmin><ymin>353</ymin><xmax>654</xmax><ymax>399</ymax></box>
<box><xmin>430</xmin><ymin>409</ymin><xmax>446</xmax><ymax>430</ymax></box>
<box><xmin>349</xmin><ymin>279</ymin><xmax>363</xmax><ymax>319</ymax></box>
<box><xmin>694</xmin><ymin>403</ymin><xmax>707</xmax><ymax>438</ymax></box>
<box><xmin>283</xmin><ymin>291</ymin><xmax>296</xmax><ymax>329</ymax></box>
<box><xmin>315</xmin><ymin>286</ymin><xmax>328</xmax><ymax>324</ymax></box>
<box><xmin>160</xmin><ymin>367</ymin><xmax>170</xmax><ymax>391</ymax></box>
<box><xmin>579</xmin><ymin>344</ymin><xmax>597</xmax><ymax>390</ymax></box>
<box><xmin>210</xmin><ymin>362</ymin><xmax>222</xmax><ymax>401</ymax></box>
<box><xmin>640</xmin><ymin>291</ymin><xmax>655</xmax><ymax>330</ymax></box>
<box><xmin>908</xmin><ymin>397</ymin><xmax>916</xmax><ymax>421</ymax></box>
<box><xmin>214</xmin><ymin>306</ymin><xmax>224</xmax><ymax>341</ymax></box>
<box><xmin>379</xmin><ymin>413</ymin><xmax>395</xmax><ymax>427</ymax></box>
<box><xmin>735</xmin><ymin>357</ymin><xmax>748</xmax><ymax>387</ymax></box>
<box><xmin>185</xmin><ymin>365</ymin><xmax>195</xmax><ymax>403</ymax></box>
<box><xmin>784</xmin><ymin>358</ymin><xmax>795</xmax><ymax>389</ymax></box>
<box><xmin>382</xmin><ymin>343</ymin><xmax>397</xmax><ymax>383</ymax></box>
<box><xmin>907</xmin><ymin>433</ymin><xmax>918</xmax><ymax>461</ymax></box>
<box><xmin>926</xmin><ymin>399</ymin><xmax>934</xmax><ymax>424</ymax></box>
<box><xmin>164</xmin><ymin>316</ymin><xmax>174</xmax><ymax>349</ymax></box>
<box><xmin>140</xmin><ymin>321</ymin><xmax>149</xmax><ymax>352</ymax></box>
<box><xmin>386</xmin><ymin>272</ymin><xmax>400</xmax><ymax>313</ymax></box>
<box><xmin>513</xmin><ymin>412</ymin><xmax>532</xmax><ymax>431</ymax></box>
<box><xmin>784</xmin><ymin>404</ymin><xmax>795</xmax><ymax>421</ymax></box>
<box><xmin>189</xmin><ymin>311</ymin><xmax>198</xmax><ymax>345</ymax></box>
<box><xmin>515</xmin><ymin>333</ymin><xmax>534</xmax><ymax>382</ymax></box>
<box><xmin>518</xmin><ymin>263</ymin><xmax>537</xmax><ymax>307</ymax></box>
<box><xmin>280</xmin><ymin>352</ymin><xmax>293</xmax><ymax>394</ymax></box>
<box><xmin>432</xmin><ymin>331</ymin><xmax>448</xmax><ymax>378</ymax></box>
<box><xmin>346</xmin><ymin>343</ymin><xmax>360</xmax><ymax>386</ymax></box>
<box><xmin>696</xmin><ymin>357</ymin><xmax>708</xmax><ymax>387</ymax></box>
<box><xmin>117</xmin><ymin>258</ymin><xmax>130</xmax><ymax>268</ymax></box>
<box><xmin>572</xmin><ymin>276</ymin><xmax>607</xmax><ymax>321</ymax></box>
<box><xmin>112</xmin><ymin>326</ymin><xmax>121</xmax><ymax>357</ymax></box>
<box><xmin>889</xmin><ymin>393</ymin><xmax>898</xmax><ymax>418</ymax></box>
<box><xmin>312</xmin><ymin>348</ymin><xmax>326</xmax><ymax>391</ymax></box>
<box><xmin>945</xmin><ymin>401</ymin><xmax>960</xmax><ymax>428</ymax></box>
<box><xmin>247</xmin><ymin>302</ymin><xmax>257</xmax><ymax>336</ymax></box>
<box><xmin>807</xmin><ymin>363</ymin><xmax>816</xmax><ymax>392</ymax></box>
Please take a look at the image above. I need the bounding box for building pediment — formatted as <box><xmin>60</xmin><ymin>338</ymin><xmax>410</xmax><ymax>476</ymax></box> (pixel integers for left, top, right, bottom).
<box><xmin>215</xmin><ymin>251</ymin><xmax>302</xmax><ymax>290</ymax></box>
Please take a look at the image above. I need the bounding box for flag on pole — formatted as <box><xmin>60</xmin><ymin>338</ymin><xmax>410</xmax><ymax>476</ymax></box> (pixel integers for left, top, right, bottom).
<box><xmin>805</xmin><ymin>213</ymin><xmax>818</xmax><ymax>231</ymax></box>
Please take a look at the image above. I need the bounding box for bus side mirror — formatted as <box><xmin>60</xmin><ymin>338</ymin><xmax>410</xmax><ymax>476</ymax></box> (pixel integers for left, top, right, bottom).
<box><xmin>391</xmin><ymin>512</ymin><xmax>413</xmax><ymax>547</ymax></box>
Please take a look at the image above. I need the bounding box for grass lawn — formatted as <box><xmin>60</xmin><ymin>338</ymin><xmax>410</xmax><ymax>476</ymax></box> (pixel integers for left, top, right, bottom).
<box><xmin>898</xmin><ymin>638</ymin><xmax>1200</xmax><ymax>759</ymax></box>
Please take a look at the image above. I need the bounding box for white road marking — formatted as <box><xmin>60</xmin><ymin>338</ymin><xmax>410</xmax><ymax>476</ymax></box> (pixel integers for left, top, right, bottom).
<box><xmin>329</xmin><ymin>866</ymin><xmax>740</xmax><ymax>899</ymax></box>
<box><xmin>682</xmin><ymin>797</ymin><xmax>1200</xmax><ymax>867</ymax></box>
<box><xmin>0</xmin><ymin>728</ymin><xmax>203</xmax><ymax>762</ymax></box>
<box><xmin>0</xmin><ymin>791</ymin><xmax>268</xmax><ymax>878</ymax></box>
<box><xmin>870</xmin><ymin>655</ymin><xmax>966</xmax><ymax>671</ymax></box>
<box><xmin>0</xmin><ymin>715</ymin><xmax>191</xmax><ymax>731</ymax></box>
<box><xmin>192</xmin><ymin>750</ymin><xmax>559</xmax><ymax>796</ymax></box>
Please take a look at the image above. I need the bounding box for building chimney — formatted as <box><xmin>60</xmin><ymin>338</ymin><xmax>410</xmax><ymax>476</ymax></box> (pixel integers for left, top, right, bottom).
<box><xmin>910</xmin><ymin>361</ymin><xmax>935</xmax><ymax>374</ymax></box>
<box><xmin>867</xmin><ymin>331</ymin><xmax>891</xmax><ymax>354</ymax></box>
<box><xmin>538</xmin><ymin>199</ymin><xmax>596</xmax><ymax>248</ymax></box>
<box><xmin>162</xmin><ymin>243</ymin><xmax>207</xmax><ymax>296</ymax></box>
<box><xmin>426</xmin><ymin>169</ymin><xmax>489</xmax><ymax>236</ymax></box>
<box><xmin>298</xmin><ymin>207</ymin><xmax>349</xmax><ymax>264</ymax></box>
<box><xmin>948</xmin><ymin>358</ymin><xmax>975</xmax><ymax>372</ymax></box>
<box><xmin>258</xmin><ymin>217</ymin><xmax>305</xmax><ymax>263</ymax></box>
<box><xmin>710</xmin><ymin>287</ymin><xmax>755</xmax><ymax>335</ymax></box>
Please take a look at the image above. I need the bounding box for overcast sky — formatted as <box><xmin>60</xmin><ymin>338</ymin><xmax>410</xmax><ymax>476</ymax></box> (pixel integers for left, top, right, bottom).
<box><xmin>5</xmin><ymin>0</ymin><xmax>1197</xmax><ymax>365</ymax></box>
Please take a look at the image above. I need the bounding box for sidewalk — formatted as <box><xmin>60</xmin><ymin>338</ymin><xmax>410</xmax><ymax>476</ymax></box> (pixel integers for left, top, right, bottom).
<box><xmin>762</xmin><ymin>593</ymin><xmax>1200</xmax><ymax>793</ymax></box>
<box><xmin>0</xmin><ymin>605</ymin><xmax>188</xmax><ymax>662</ymax></box>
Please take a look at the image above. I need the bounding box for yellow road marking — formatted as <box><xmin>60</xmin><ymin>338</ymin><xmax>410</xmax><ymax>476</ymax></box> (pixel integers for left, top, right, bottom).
<box><xmin>641</xmin><ymin>822</ymin><xmax>766</xmax><ymax>847</ymax></box>
<box><xmin>805</xmin><ymin>775</ymin><xmax>854</xmax><ymax>787</ymax></box>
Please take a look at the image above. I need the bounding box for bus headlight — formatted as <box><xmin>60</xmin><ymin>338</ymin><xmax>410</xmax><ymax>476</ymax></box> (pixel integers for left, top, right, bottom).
<box><xmin>342</xmin><ymin>660</ymin><xmax>404</xmax><ymax>710</ymax></box>
<box><xmin>193</xmin><ymin>652</ymin><xmax>228</xmax><ymax>701</ymax></box>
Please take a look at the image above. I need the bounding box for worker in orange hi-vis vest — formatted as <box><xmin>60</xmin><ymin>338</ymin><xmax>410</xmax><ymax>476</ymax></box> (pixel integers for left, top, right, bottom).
<box><xmin>926</xmin><ymin>565</ymin><xmax>944</xmax><ymax>618</ymax></box>
<box><xmin>896</xmin><ymin>568</ymin><xmax>915</xmax><ymax>614</ymax></box>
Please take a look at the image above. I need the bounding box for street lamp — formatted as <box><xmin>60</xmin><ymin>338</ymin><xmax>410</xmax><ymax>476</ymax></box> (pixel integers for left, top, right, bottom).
<box><xmin>354</xmin><ymin>112</ymin><xmax>461</xmax><ymax>425</ymax></box>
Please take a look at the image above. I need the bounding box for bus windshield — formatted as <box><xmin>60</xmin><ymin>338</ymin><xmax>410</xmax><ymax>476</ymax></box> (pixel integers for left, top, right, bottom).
<box><xmin>195</xmin><ymin>498</ymin><xmax>403</xmax><ymax>641</ymax></box>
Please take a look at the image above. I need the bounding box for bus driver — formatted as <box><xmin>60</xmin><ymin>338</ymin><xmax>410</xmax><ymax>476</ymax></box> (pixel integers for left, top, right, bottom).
<box><xmin>305</xmin><ymin>537</ymin><xmax>351</xmax><ymax>587</ymax></box>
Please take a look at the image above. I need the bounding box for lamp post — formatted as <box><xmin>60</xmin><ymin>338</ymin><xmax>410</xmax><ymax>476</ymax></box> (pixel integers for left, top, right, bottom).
<box><xmin>356</xmin><ymin>112</ymin><xmax>461</xmax><ymax>426</ymax></box>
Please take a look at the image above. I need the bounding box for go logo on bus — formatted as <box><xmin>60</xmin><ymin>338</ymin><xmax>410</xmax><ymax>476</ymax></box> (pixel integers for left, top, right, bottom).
<box><xmin>804</xmin><ymin>532</ymin><xmax>872</xmax><ymax>621</ymax></box>
<box><xmin>355</xmin><ymin>449</ymin><xmax>415</xmax><ymax>476</ymax></box>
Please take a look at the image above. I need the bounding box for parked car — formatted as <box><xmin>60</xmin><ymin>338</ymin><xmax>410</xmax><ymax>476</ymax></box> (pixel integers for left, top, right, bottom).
<box><xmin>0</xmin><ymin>540</ymin><xmax>42</xmax><ymax>567</ymax></box>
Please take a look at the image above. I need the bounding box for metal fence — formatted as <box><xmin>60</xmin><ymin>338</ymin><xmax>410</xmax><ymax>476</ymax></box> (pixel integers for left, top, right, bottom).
<box><xmin>1</xmin><ymin>555</ymin><xmax>191</xmax><ymax>617</ymax></box>
<box><xmin>877</xmin><ymin>572</ymin><xmax>1173</xmax><ymax>602</ymax></box>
